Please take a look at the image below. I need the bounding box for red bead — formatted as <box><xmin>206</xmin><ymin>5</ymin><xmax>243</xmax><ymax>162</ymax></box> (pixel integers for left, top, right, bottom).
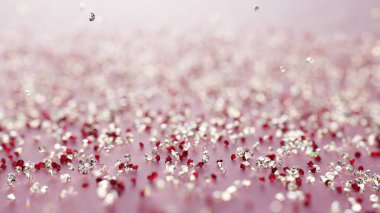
<box><xmin>231</xmin><ymin>154</ymin><xmax>236</xmax><ymax>161</ymax></box>
<box><xmin>132</xmin><ymin>165</ymin><xmax>138</xmax><ymax>170</ymax></box>
<box><xmin>187</xmin><ymin>159</ymin><xmax>193</xmax><ymax>166</ymax></box>
<box><xmin>358</xmin><ymin>165</ymin><xmax>364</xmax><ymax>171</ymax></box>
<box><xmin>211</xmin><ymin>173</ymin><xmax>217</xmax><ymax>181</ymax></box>
<box><xmin>295</xmin><ymin>177</ymin><xmax>302</xmax><ymax>187</ymax></box>
<box><xmin>315</xmin><ymin>155</ymin><xmax>321</xmax><ymax>162</ymax></box>
<box><xmin>307</xmin><ymin>161</ymin><xmax>314</xmax><ymax>167</ymax></box>
<box><xmin>82</xmin><ymin>182</ymin><xmax>89</xmax><ymax>188</ymax></box>
<box><xmin>118</xmin><ymin>163</ymin><xmax>124</xmax><ymax>170</ymax></box>
<box><xmin>259</xmin><ymin>177</ymin><xmax>265</xmax><ymax>182</ymax></box>
<box><xmin>336</xmin><ymin>186</ymin><xmax>343</xmax><ymax>193</ymax></box>
<box><xmin>269</xmin><ymin>174</ymin><xmax>276</xmax><ymax>182</ymax></box>
<box><xmin>354</xmin><ymin>152</ymin><xmax>361</xmax><ymax>158</ymax></box>
<box><xmin>197</xmin><ymin>162</ymin><xmax>204</xmax><ymax>168</ymax></box>
<box><xmin>155</xmin><ymin>155</ymin><xmax>161</xmax><ymax>162</ymax></box>
<box><xmin>131</xmin><ymin>178</ymin><xmax>136</xmax><ymax>185</ymax></box>
<box><xmin>351</xmin><ymin>183</ymin><xmax>360</xmax><ymax>192</ymax></box>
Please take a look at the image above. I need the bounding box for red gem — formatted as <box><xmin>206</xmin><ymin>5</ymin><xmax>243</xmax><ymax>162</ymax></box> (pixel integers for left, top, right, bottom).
<box><xmin>139</xmin><ymin>142</ymin><xmax>144</xmax><ymax>149</ymax></box>
<box><xmin>131</xmin><ymin>178</ymin><xmax>136</xmax><ymax>185</ymax></box>
<box><xmin>118</xmin><ymin>163</ymin><xmax>124</xmax><ymax>170</ymax></box>
<box><xmin>211</xmin><ymin>173</ymin><xmax>217</xmax><ymax>181</ymax></box>
<box><xmin>266</xmin><ymin>154</ymin><xmax>276</xmax><ymax>160</ymax></box>
<box><xmin>82</xmin><ymin>182</ymin><xmax>89</xmax><ymax>188</ymax></box>
<box><xmin>95</xmin><ymin>155</ymin><xmax>100</xmax><ymax>161</ymax></box>
<box><xmin>370</xmin><ymin>151</ymin><xmax>380</xmax><ymax>157</ymax></box>
<box><xmin>16</xmin><ymin>159</ymin><xmax>24</xmax><ymax>167</ymax></box>
<box><xmin>269</xmin><ymin>174</ymin><xmax>276</xmax><ymax>182</ymax></box>
<box><xmin>155</xmin><ymin>155</ymin><xmax>161</xmax><ymax>162</ymax></box>
<box><xmin>231</xmin><ymin>154</ymin><xmax>236</xmax><ymax>161</ymax></box>
<box><xmin>350</xmin><ymin>159</ymin><xmax>355</xmax><ymax>165</ymax></box>
<box><xmin>354</xmin><ymin>152</ymin><xmax>361</xmax><ymax>158</ymax></box>
<box><xmin>187</xmin><ymin>159</ymin><xmax>194</xmax><ymax>166</ymax></box>
<box><xmin>295</xmin><ymin>177</ymin><xmax>302</xmax><ymax>187</ymax></box>
<box><xmin>356</xmin><ymin>197</ymin><xmax>363</xmax><ymax>203</ymax></box>
<box><xmin>93</xmin><ymin>145</ymin><xmax>99</xmax><ymax>152</ymax></box>
<box><xmin>110</xmin><ymin>179</ymin><xmax>117</xmax><ymax>186</ymax></box>
<box><xmin>165</xmin><ymin>156</ymin><xmax>172</xmax><ymax>163</ymax></box>
<box><xmin>336</xmin><ymin>186</ymin><xmax>343</xmax><ymax>193</ymax></box>
<box><xmin>193</xmin><ymin>171</ymin><xmax>199</xmax><ymax>178</ymax></box>
<box><xmin>240</xmin><ymin>163</ymin><xmax>246</xmax><ymax>170</ymax></box>
<box><xmin>358</xmin><ymin>165</ymin><xmax>364</xmax><ymax>171</ymax></box>
<box><xmin>132</xmin><ymin>165</ymin><xmax>138</xmax><ymax>170</ymax></box>
<box><xmin>259</xmin><ymin>177</ymin><xmax>265</xmax><ymax>182</ymax></box>
<box><xmin>148</xmin><ymin>172</ymin><xmax>158</xmax><ymax>181</ymax></box>
<box><xmin>299</xmin><ymin>169</ymin><xmax>305</xmax><ymax>176</ymax></box>
<box><xmin>315</xmin><ymin>155</ymin><xmax>321</xmax><ymax>162</ymax></box>
<box><xmin>307</xmin><ymin>161</ymin><xmax>314</xmax><ymax>167</ymax></box>
<box><xmin>96</xmin><ymin>177</ymin><xmax>103</xmax><ymax>183</ymax></box>
<box><xmin>197</xmin><ymin>162</ymin><xmax>204</xmax><ymax>168</ymax></box>
<box><xmin>351</xmin><ymin>183</ymin><xmax>360</xmax><ymax>192</ymax></box>
<box><xmin>310</xmin><ymin>167</ymin><xmax>316</xmax><ymax>173</ymax></box>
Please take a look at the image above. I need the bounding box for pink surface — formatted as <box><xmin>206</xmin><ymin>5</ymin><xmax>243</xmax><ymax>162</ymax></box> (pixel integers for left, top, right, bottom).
<box><xmin>0</xmin><ymin>1</ymin><xmax>380</xmax><ymax>213</ymax></box>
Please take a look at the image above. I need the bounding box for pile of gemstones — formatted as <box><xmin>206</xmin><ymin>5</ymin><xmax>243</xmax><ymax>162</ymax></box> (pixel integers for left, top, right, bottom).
<box><xmin>0</xmin><ymin>30</ymin><xmax>379</xmax><ymax>213</ymax></box>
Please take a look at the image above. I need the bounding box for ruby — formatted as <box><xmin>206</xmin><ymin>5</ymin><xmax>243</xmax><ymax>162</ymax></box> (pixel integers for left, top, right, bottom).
<box><xmin>295</xmin><ymin>177</ymin><xmax>302</xmax><ymax>187</ymax></box>
<box><xmin>240</xmin><ymin>163</ymin><xmax>246</xmax><ymax>170</ymax></box>
<box><xmin>197</xmin><ymin>162</ymin><xmax>204</xmax><ymax>168</ymax></box>
<box><xmin>230</xmin><ymin>154</ymin><xmax>236</xmax><ymax>160</ymax></box>
<box><xmin>110</xmin><ymin>179</ymin><xmax>117</xmax><ymax>186</ymax></box>
<box><xmin>351</xmin><ymin>182</ymin><xmax>360</xmax><ymax>192</ymax></box>
<box><xmin>193</xmin><ymin>171</ymin><xmax>199</xmax><ymax>178</ymax></box>
<box><xmin>283</xmin><ymin>166</ymin><xmax>290</xmax><ymax>172</ymax></box>
<box><xmin>148</xmin><ymin>172</ymin><xmax>158</xmax><ymax>181</ymax></box>
<box><xmin>315</xmin><ymin>155</ymin><xmax>321</xmax><ymax>162</ymax></box>
<box><xmin>131</xmin><ymin>178</ymin><xmax>136</xmax><ymax>185</ymax></box>
<box><xmin>269</xmin><ymin>174</ymin><xmax>276</xmax><ymax>182</ymax></box>
<box><xmin>127</xmin><ymin>164</ymin><xmax>133</xmax><ymax>168</ymax></box>
<box><xmin>132</xmin><ymin>165</ymin><xmax>138</xmax><ymax>170</ymax></box>
<box><xmin>187</xmin><ymin>159</ymin><xmax>194</xmax><ymax>166</ymax></box>
<box><xmin>350</xmin><ymin>159</ymin><xmax>355</xmax><ymax>165</ymax></box>
<box><xmin>299</xmin><ymin>169</ymin><xmax>305</xmax><ymax>176</ymax></box>
<box><xmin>370</xmin><ymin>151</ymin><xmax>380</xmax><ymax>157</ymax></box>
<box><xmin>358</xmin><ymin>165</ymin><xmax>364</xmax><ymax>171</ymax></box>
<box><xmin>165</xmin><ymin>156</ymin><xmax>172</xmax><ymax>163</ymax></box>
<box><xmin>51</xmin><ymin>162</ymin><xmax>61</xmax><ymax>172</ymax></box>
<box><xmin>116</xmin><ymin>182</ymin><xmax>125</xmax><ymax>194</ymax></box>
<box><xmin>216</xmin><ymin>159</ymin><xmax>223</xmax><ymax>163</ymax></box>
<box><xmin>16</xmin><ymin>159</ymin><xmax>24</xmax><ymax>167</ymax></box>
<box><xmin>95</xmin><ymin>155</ymin><xmax>100</xmax><ymax>161</ymax></box>
<box><xmin>167</xmin><ymin>146</ymin><xmax>175</xmax><ymax>152</ymax></box>
<box><xmin>155</xmin><ymin>155</ymin><xmax>161</xmax><ymax>162</ymax></box>
<box><xmin>1</xmin><ymin>158</ymin><xmax>6</xmax><ymax>164</ymax></box>
<box><xmin>307</xmin><ymin>161</ymin><xmax>314</xmax><ymax>167</ymax></box>
<box><xmin>304</xmin><ymin>193</ymin><xmax>311</xmax><ymax>201</ymax></box>
<box><xmin>118</xmin><ymin>163</ymin><xmax>124</xmax><ymax>170</ymax></box>
<box><xmin>356</xmin><ymin>197</ymin><xmax>363</xmax><ymax>203</ymax></box>
<box><xmin>82</xmin><ymin>182</ymin><xmax>89</xmax><ymax>188</ymax></box>
<box><xmin>266</xmin><ymin>154</ymin><xmax>276</xmax><ymax>160</ymax></box>
<box><xmin>96</xmin><ymin>177</ymin><xmax>103</xmax><ymax>183</ymax></box>
<box><xmin>336</xmin><ymin>186</ymin><xmax>343</xmax><ymax>193</ymax></box>
<box><xmin>224</xmin><ymin>140</ymin><xmax>229</xmax><ymax>147</ymax></box>
<box><xmin>12</xmin><ymin>161</ymin><xmax>17</xmax><ymax>167</ymax></box>
<box><xmin>139</xmin><ymin>142</ymin><xmax>144</xmax><ymax>149</ymax></box>
<box><xmin>259</xmin><ymin>177</ymin><xmax>265</xmax><ymax>182</ymax></box>
<box><xmin>182</xmin><ymin>151</ymin><xmax>188</xmax><ymax>157</ymax></box>
<box><xmin>271</xmin><ymin>167</ymin><xmax>277</xmax><ymax>173</ymax></box>
<box><xmin>155</xmin><ymin>142</ymin><xmax>161</xmax><ymax>147</ymax></box>
<box><xmin>14</xmin><ymin>152</ymin><xmax>19</xmax><ymax>157</ymax></box>
<box><xmin>93</xmin><ymin>145</ymin><xmax>99</xmax><ymax>152</ymax></box>
<box><xmin>211</xmin><ymin>173</ymin><xmax>217</xmax><ymax>181</ymax></box>
<box><xmin>66</xmin><ymin>148</ymin><xmax>73</xmax><ymax>154</ymax></box>
<box><xmin>354</xmin><ymin>152</ymin><xmax>361</xmax><ymax>158</ymax></box>
<box><xmin>310</xmin><ymin>167</ymin><xmax>316</xmax><ymax>173</ymax></box>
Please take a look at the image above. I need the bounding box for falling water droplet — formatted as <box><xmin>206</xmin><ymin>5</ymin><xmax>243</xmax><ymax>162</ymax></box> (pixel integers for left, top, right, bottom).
<box><xmin>306</xmin><ymin>57</ymin><xmax>314</xmax><ymax>64</ymax></box>
<box><xmin>89</xmin><ymin>12</ymin><xmax>96</xmax><ymax>21</ymax></box>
